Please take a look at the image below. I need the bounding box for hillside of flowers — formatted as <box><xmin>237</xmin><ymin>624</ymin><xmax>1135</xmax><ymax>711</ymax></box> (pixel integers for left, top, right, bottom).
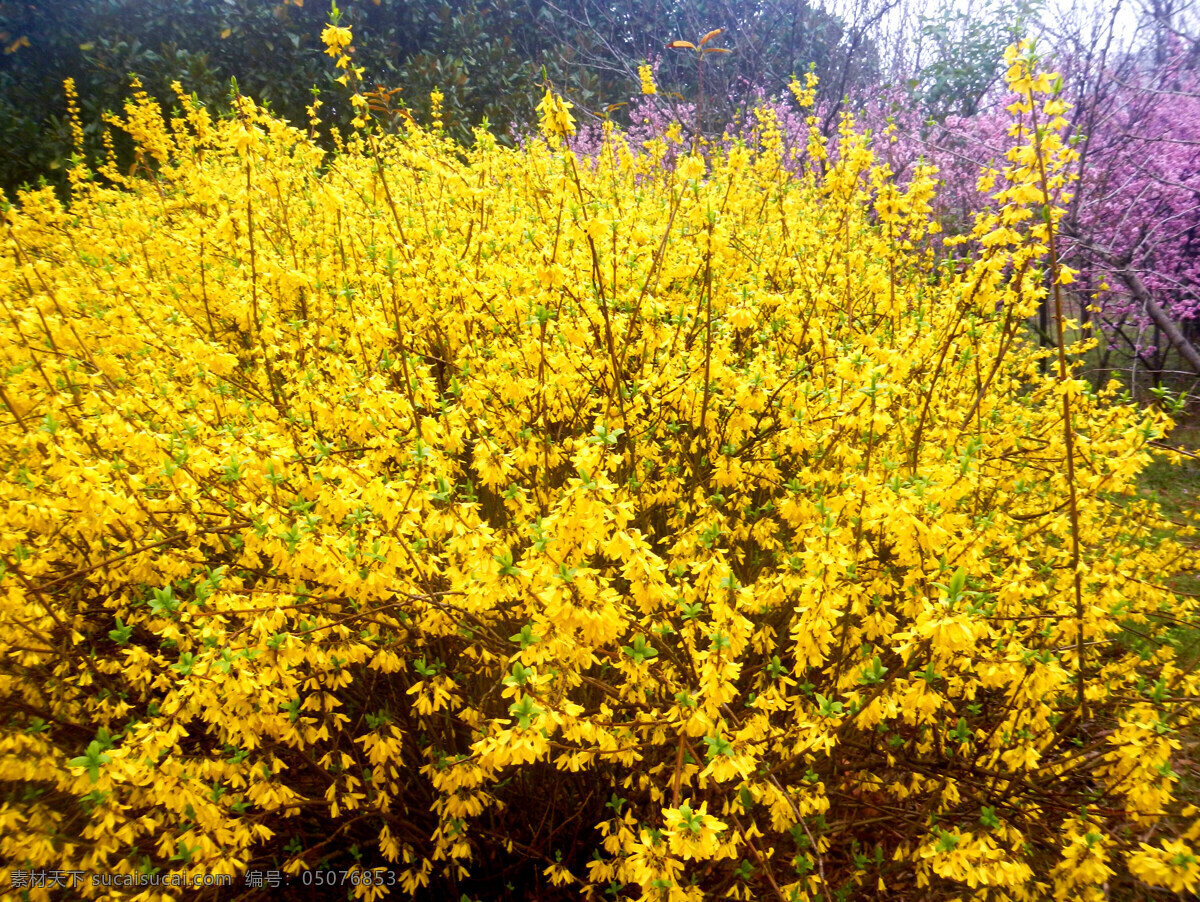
<box><xmin>1</xmin><ymin>19</ymin><xmax>1199</xmax><ymax>901</ymax></box>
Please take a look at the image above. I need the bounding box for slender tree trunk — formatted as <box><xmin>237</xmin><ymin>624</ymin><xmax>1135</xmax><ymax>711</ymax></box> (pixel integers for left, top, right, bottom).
<box><xmin>1115</xmin><ymin>268</ymin><xmax>1200</xmax><ymax>377</ymax></box>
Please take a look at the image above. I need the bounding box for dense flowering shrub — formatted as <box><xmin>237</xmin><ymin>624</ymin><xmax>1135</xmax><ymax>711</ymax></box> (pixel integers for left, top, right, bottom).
<box><xmin>1</xmin><ymin>40</ymin><xmax>1198</xmax><ymax>901</ymax></box>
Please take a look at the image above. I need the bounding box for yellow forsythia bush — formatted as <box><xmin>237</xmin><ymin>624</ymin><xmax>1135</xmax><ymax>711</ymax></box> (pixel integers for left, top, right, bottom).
<box><xmin>1</xmin><ymin>40</ymin><xmax>1199</xmax><ymax>901</ymax></box>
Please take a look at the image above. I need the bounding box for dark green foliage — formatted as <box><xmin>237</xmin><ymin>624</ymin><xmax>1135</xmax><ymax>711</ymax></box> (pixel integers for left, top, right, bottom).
<box><xmin>0</xmin><ymin>0</ymin><xmax>875</xmax><ymax>194</ymax></box>
<box><xmin>915</xmin><ymin>0</ymin><xmax>1041</xmax><ymax>119</ymax></box>
<box><xmin>0</xmin><ymin>0</ymin><xmax>339</xmax><ymax>190</ymax></box>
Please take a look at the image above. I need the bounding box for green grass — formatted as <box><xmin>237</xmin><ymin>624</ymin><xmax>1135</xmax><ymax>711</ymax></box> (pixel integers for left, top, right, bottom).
<box><xmin>1133</xmin><ymin>413</ymin><xmax>1200</xmax><ymax>668</ymax></box>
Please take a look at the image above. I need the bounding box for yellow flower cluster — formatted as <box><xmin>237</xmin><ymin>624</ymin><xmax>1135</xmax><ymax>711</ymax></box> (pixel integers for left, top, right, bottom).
<box><xmin>536</xmin><ymin>87</ymin><xmax>576</xmax><ymax>144</ymax></box>
<box><xmin>787</xmin><ymin>71</ymin><xmax>819</xmax><ymax>110</ymax></box>
<box><xmin>0</xmin><ymin>43</ymin><xmax>1197</xmax><ymax>901</ymax></box>
<box><xmin>638</xmin><ymin>63</ymin><xmax>658</xmax><ymax>96</ymax></box>
<box><xmin>320</xmin><ymin>24</ymin><xmax>352</xmax><ymax>57</ymax></box>
<box><xmin>321</xmin><ymin>12</ymin><xmax>367</xmax><ymax>128</ymax></box>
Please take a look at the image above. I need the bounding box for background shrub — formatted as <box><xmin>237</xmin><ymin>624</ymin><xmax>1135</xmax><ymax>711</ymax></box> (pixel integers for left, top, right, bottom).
<box><xmin>0</xmin><ymin>0</ymin><xmax>877</xmax><ymax>194</ymax></box>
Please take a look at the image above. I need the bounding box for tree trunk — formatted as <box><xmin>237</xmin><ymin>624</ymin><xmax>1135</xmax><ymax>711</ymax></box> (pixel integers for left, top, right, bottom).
<box><xmin>1114</xmin><ymin>268</ymin><xmax>1200</xmax><ymax>377</ymax></box>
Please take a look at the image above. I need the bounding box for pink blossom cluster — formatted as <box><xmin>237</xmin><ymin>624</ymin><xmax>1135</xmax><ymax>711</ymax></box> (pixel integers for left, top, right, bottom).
<box><xmin>834</xmin><ymin>59</ymin><xmax>1200</xmax><ymax>339</ymax></box>
<box><xmin>1069</xmin><ymin>60</ymin><xmax>1200</xmax><ymax>329</ymax></box>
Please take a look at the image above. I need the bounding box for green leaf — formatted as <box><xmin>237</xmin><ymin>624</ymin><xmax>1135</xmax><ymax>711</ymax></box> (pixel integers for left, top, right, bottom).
<box><xmin>703</xmin><ymin>733</ymin><xmax>735</xmax><ymax>759</ymax></box>
<box><xmin>935</xmin><ymin>828</ymin><xmax>960</xmax><ymax>853</ymax></box>
<box><xmin>148</xmin><ymin>585</ymin><xmax>178</xmax><ymax>615</ymax></box>
<box><xmin>108</xmin><ymin>617</ymin><xmax>133</xmax><ymax>645</ymax></box>
<box><xmin>510</xmin><ymin>624</ymin><xmax>540</xmax><ymax>649</ymax></box>
<box><xmin>622</xmin><ymin>634</ymin><xmax>658</xmax><ymax>665</ymax></box>
<box><xmin>677</xmin><ymin>802</ymin><xmax>704</xmax><ymax>833</ymax></box>
<box><xmin>494</xmin><ymin>550</ymin><xmax>521</xmax><ymax>578</ymax></box>
<box><xmin>815</xmin><ymin>692</ymin><xmax>844</xmax><ymax>717</ymax></box>
<box><xmin>68</xmin><ymin>740</ymin><xmax>112</xmax><ymax>783</ymax></box>
<box><xmin>765</xmin><ymin>656</ymin><xmax>786</xmax><ymax>680</ymax></box>
<box><xmin>504</xmin><ymin>662</ymin><xmax>534</xmax><ymax>688</ymax></box>
<box><xmin>508</xmin><ymin>694</ymin><xmax>541</xmax><ymax>729</ymax></box>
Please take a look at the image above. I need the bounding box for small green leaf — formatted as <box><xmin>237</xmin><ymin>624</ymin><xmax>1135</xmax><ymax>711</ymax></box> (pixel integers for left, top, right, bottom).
<box><xmin>108</xmin><ymin>617</ymin><xmax>133</xmax><ymax>645</ymax></box>
<box><xmin>510</xmin><ymin>624</ymin><xmax>540</xmax><ymax>649</ymax></box>
<box><xmin>622</xmin><ymin>634</ymin><xmax>658</xmax><ymax>665</ymax></box>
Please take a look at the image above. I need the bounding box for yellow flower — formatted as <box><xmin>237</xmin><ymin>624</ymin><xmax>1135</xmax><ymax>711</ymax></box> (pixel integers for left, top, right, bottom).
<box><xmin>321</xmin><ymin>24</ymin><xmax>352</xmax><ymax>56</ymax></box>
<box><xmin>536</xmin><ymin>88</ymin><xmax>575</xmax><ymax>140</ymax></box>
<box><xmin>677</xmin><ymin>153</ymin><xmax>705</xmax><ymax>180</ymax></box>
<box><xmin>638</xmin><ymin>64</ymin><xmax>657</xmax><ymax>96</ymax></box>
